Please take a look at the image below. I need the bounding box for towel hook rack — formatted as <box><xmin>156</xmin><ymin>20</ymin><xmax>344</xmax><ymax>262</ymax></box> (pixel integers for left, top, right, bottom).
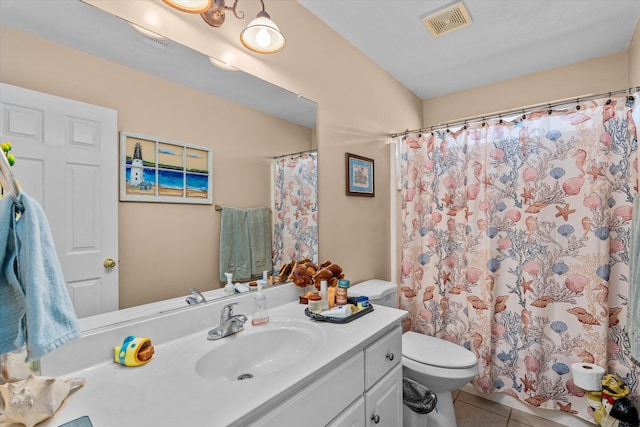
<box><xmin>0</xmin><ymin>152</ymin><xmax>23</xmax><ymax>210</ymax></box>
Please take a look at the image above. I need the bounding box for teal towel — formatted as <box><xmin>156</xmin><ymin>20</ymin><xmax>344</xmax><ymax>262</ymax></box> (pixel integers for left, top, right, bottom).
<box><xmin>0</xmin><ymin>194</ymin><xmax>25</xmax><ymax>356</ymax></box>
<box><xmin>630</xmin><ymin>195</ymin><xmax>640</xmax><ymax>361</ymax></box>
<box><xmin>219</xmin><ymin>207</ymin><xmax>251</xmax><ymax>282</ymax></box>
<box><xmin>0</xmin><ymin>193</ymin><xmax>80</xmax><ymax>361</ymax></box>
<box><xmin>247</xmin><ymin>207</ymin><xmax>272</xmax><ymax>277</ymax></box>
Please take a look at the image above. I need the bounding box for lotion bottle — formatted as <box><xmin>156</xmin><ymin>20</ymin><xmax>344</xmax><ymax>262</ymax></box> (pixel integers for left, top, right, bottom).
<box><xmin>251</xmin><ymin>280</ymin><xmax>269</xmax><ymax>326</ymax></box>
<box><xmin>262</xmin><ymin>270</ymin><xmax>270</xmax><ymax>286</ymax></box>
<box><xmin>224</xmin><ymin>272</ymin><xmax>235</xmax><ymax>296</ymax></box>
<box><xmin>319</xmin><ymin>280</ymin><xmax>329</xmax><ymax>310</ymax></box>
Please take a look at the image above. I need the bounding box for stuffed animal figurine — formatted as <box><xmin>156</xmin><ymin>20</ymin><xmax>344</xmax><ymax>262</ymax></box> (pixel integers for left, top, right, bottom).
<box><xmin>288</xmin><ymin>263</ymin><xmax>312</xmax><ymax>288</ymax></box>
<box><xmin>593</xmin><ymin>374</ymin><xmax>639</xmax><ymax>427</ymax></box>
<box><xmin>311</xmin><ymin>261</ymin><xmax>344</xmax><ymax>290</ymax></box>
<box><xmin>283</xmin><ymin>258</ymin><xmax>345</xmax><ymax>290</ymax></box>
<box><xmin>279</xmin><ymin>258</ymin><xmax>317</xmax><ymax>284</ymax></box>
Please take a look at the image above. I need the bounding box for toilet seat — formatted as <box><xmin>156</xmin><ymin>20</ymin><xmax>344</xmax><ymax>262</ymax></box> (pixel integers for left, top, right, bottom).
<box><xmin>402</xmin><ymin>331</ymin><xmax>477</xmax><ymax>369</ymax></box>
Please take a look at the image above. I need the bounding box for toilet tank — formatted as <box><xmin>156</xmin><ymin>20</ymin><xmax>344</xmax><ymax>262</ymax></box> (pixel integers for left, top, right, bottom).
<box><xmin>349</xmin><ymin>279</ymin><xmax>397</xmax><ymax>308</ymax></box>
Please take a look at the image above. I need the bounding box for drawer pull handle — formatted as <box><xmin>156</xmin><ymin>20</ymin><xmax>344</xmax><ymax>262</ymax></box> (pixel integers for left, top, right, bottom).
<box><xmin>386</xmin><ymin>352</ymin><xmax>394</xmax><ymax>361</ymax></box>
<box><xmin>371</xmin><ymin>414</ymin><xmax>380</xmax><ymax>424</ymax></box>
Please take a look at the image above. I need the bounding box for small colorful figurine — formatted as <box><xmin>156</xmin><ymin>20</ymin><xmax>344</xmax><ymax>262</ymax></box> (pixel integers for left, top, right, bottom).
<box><xmin>593</xmin><ymin>374</ymin><xmax>639</xmax><ymax>427</ymax></box>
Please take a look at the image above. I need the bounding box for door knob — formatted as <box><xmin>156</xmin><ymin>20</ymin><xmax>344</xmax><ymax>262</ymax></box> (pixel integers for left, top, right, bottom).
<box><xmin>103</xmin><ymin>258</ymin><xmax>117</xmax><ymax>269</ymax></box>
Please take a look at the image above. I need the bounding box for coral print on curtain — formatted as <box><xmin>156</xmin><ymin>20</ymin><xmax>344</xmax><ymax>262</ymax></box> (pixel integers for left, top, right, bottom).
<box><xmin>399</xmin><ymin>94</ymin><xmax>639</xmax><ymax>422</ymax></box>
<box><xmin>272</xmin><ymin>151</ymin><xmax>319</xmax><ymax>267</ymax></box>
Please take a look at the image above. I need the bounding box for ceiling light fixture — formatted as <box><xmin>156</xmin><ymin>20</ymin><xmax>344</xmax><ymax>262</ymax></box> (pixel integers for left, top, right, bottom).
<box><xmin>128</xmin><ymin>23</ymin><xmax>168</xmax><ymax>41</ymax></box>
<box><xmin>208</xmin><ymin>56</ymin><xmax>238</xmax><ymax>71</ymax></box>
<box><xmin>162</xmin><ymin>0</ymin><xmax>285</xmax><ymax>54</ymax></box>
<box><xmin>162</xmin><ymin>0</ymin><xmax>211</xmax><ymax>14</ymax></box>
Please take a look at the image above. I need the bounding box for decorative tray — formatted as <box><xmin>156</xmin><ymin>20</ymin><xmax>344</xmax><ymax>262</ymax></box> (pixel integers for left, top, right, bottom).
<box><xmin>304</xmin><ymin>304</ymin><xmax>374</xmax><ymax>324</ymax></box>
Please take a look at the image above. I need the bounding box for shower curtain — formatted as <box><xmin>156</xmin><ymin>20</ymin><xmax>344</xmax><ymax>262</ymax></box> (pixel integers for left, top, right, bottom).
<box><xmin>272</xmin><ymin>151</ymin><xmax>319</xmax><ymax>268</ymax></box>
<box><xmin>399</xmin><ymin>94</ymin><xmax>639</xmax><ymax>422</ymax></box>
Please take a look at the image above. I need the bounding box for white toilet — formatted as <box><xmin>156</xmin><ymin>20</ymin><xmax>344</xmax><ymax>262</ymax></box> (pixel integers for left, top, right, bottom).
<box><xmin>350</xmin><ymin>280</ymin><xmax>479</xmax><ymax>427</ymax></box>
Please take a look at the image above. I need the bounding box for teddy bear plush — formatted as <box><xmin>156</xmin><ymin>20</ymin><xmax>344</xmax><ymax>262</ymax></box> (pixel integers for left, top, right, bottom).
<box><xmin>311</xmin><ymin>261</ymin><xmax>344</xmax><ymax>290</ymax></box>
<box><xmin>288</xmin><ymin>263</ymin><xmax>312</xmax><ymax>288</ymax></box>
<box><xmin>312</xmin><ymin>267</ymin><xmax>335</xmax><ymax>290</ymax></box>
<box><xmin>283</xmin><ymin>258</ymin><xmax>345</xmax><ymax>290</ymax></box>
<box><xmin>279</xmin><ymin>258</ymin><xmax>317</xmax><ymax>283</ymax></box>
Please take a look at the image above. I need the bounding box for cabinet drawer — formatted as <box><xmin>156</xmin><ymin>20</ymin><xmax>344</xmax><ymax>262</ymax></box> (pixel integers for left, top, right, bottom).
<box><xmin>364</xmin><ymin>327</ymin><xmax>401</xmax><ymax>389</ymax></box>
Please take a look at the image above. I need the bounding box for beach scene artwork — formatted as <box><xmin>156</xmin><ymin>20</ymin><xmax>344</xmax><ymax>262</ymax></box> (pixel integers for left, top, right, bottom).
<box><xmin>120</xmin><ymin>132</ymin><xmax>212</xmax><ymax>204</ymax></box>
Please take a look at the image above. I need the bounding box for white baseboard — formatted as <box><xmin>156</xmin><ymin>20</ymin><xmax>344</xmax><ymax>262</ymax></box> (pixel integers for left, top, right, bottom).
<box><xmin>460</xmin><ymin>384</ymin><xmax>596</xmax><ymax>427</ymax></box>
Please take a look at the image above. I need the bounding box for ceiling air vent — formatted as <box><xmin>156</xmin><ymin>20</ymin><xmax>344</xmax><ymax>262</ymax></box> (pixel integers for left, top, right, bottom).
<box><xmin>422</xmin><ymin>2</ymin><xmax>472</xmax><ymax>38</ymax></box>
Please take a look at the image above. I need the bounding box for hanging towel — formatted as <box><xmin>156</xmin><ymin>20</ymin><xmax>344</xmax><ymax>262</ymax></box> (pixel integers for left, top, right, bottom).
<box><xmin>247</xmin><ymin>207</ymin><xmax>272</xmax><ymax>277</ymax></box>
<box><xmin>0</xmin><ymin>194</ymin><xmax>25</xmax><ymax>356</ymax></box>
<box><xmin>0</xmin><ymin>193</ymin><xmax>80</xmax><ymax>362</ymax></box>
<box><xmin>219</xmin><ymin>207</ymin><xmax>252</xmax><ymax>282</ymax></box>
<box><xmin>630</xmin><ymin>195</ymin><xmax>640</xmax><ymax>361</ymax></box>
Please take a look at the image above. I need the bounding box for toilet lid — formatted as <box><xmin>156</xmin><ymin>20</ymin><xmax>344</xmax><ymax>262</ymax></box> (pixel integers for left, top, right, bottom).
<box><xmin>402</xmin><ymin>331</ymin><xmax>477</xmax><ymax>369</ymax></box>
<box><xmin>349</xmin><ymin>279</ymin><xmax>396</xmax><ymax>300</ymax></box>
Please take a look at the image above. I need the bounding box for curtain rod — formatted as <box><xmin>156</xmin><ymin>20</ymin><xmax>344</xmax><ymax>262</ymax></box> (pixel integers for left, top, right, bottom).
<box><xmin>274</xmin><ymin>148</ymin><xmax>317</xmax><ymax>159</ymax></box>
<box><xmin>390</xmin><ymin>86</ymin><xmax>639</xmax><ymax>138</ymax></box>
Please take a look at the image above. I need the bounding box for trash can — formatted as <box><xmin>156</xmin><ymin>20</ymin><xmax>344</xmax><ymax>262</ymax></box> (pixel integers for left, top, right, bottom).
<box><xmin>403</xmin><ymin>377</ymin><xmax>437</xmax><ymax>426</ymax></box>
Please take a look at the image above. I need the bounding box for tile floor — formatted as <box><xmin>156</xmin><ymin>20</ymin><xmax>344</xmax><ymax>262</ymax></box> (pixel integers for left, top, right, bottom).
<box><xmin>452</xmin><ymin>390</ymin><xmax>569</xmax><ymax>427</ymax></box>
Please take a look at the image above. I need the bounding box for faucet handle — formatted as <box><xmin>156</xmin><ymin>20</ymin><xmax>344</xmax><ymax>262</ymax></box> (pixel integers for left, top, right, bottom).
<box><xmin>221</xmin><ymin>302</ymin><xmax>240</xmax><ymax>320</ymax></box>
<box><xmin>186</xmin><ymin>287</ymin><xmax>206</xmax><ymax>305</ymax></box>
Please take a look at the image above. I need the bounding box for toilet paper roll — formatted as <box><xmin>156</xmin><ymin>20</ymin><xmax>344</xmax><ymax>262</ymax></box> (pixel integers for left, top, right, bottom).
<box><xmin>571</xmin><ymin>362</ymin><xmax>605</xmax><ymax>391</ymax></box>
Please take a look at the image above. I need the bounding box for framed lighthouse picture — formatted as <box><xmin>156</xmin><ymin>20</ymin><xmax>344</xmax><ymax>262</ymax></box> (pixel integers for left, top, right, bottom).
<box><xmin>120</xmin><ymin>132</ymin><xmax>213</xmax><ymax>204</ymax></box>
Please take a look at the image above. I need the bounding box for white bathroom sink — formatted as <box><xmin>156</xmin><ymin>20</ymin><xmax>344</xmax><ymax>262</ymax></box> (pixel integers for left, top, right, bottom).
<box><xmin>194</xmin><ymin>319</ymin><xmax>326</xmax><ymax>382</ymax></box>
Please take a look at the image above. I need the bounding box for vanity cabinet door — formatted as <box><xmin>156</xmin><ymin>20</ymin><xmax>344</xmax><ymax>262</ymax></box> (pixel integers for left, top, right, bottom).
<box><xmin>364</xmin><ymin>327</ymin><xmax>402</xmax><ymax>389</ymax></box>
<box><xmin>365</xmin><ymin>363</ymin><xmax>402</xmax><ymax>427</ymax></box>
<box><xmin>327</xmin><ymin>396</ymin><xmax>365</xmax><ymax>427</ymax></box>
<box><xmin>247</xmin><ymin>352</ymin><xmax>364</xmax><ymax>427</ymax></box>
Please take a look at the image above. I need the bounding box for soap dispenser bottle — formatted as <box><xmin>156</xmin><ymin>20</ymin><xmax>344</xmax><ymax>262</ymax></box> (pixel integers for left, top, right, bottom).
<box><xmin>251</xmin><ymin>280</ymin><xmax>269</xmax><ymax>326</ymax></box>
<box><xmin>224</xmin><ymin>272</ymin><xmax>235</xmax><ymax>296</ymax></box>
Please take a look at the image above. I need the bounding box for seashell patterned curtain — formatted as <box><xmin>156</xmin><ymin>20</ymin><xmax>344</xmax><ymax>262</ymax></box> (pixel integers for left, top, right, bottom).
<box><xmin>399</xmin><ymin>94</ymin><xmax>639</xmax><ymax>422</ymax></box>
<box><xmin>272</xmin><ymin>151</ymin><xmax>319</xmax><ymax>268</ymax></box>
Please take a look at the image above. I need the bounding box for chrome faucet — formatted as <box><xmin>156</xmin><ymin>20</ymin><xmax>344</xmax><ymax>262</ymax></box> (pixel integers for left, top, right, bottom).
<box><xmin>208</xmin><ymin>303</ymin><xmax>248</xmax><ymax>340</ymax></box>
<box><xmin>186</xmin><ymin>288</ymin><xmax>207</xmax><ymax>305</ymax></box>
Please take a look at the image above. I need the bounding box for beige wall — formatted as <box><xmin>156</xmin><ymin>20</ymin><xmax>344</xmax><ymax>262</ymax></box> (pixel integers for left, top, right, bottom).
<box><xmin>422</xmin><ymin>51</ymin><xmax>630</xmax><ymax>127</ymax></box>
<box><xmin>630</xmin><ymin>18</ymin><xmax>640</xmax><ymax>87</ymax></box>
<box><xmin>0</xmin><ymin>26</ymin><xmax>314</xmax><ymax>307</ymax></box>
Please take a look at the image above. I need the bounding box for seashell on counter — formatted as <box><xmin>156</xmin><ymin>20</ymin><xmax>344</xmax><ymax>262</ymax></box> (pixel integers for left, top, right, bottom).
<box><xmin>0</xmin><ymin>374</ymin><xmax>85</xmax><ymax>427</ymax></box>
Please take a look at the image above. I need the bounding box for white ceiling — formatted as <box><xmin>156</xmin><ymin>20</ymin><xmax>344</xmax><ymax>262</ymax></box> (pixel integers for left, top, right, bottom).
<box><xmin>298</xmin><ymin>0</ymin><xmax>640</xmax><ymax>100</ymax></box>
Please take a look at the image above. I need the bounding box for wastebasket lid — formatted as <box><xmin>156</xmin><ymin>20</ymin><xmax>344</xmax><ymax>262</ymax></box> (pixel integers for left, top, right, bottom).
<box><xmin>403</xmin><ymin>331</ymin><xmax>477</xmax><ymax>369</ymax></box>
<box><xmin>349</xmin><ymin>279</ymin><xmax>396</xmax><ymax>300</ymax></box>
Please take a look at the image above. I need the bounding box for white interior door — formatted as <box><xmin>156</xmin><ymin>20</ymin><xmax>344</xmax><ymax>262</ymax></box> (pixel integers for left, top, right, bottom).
<box><xmin>0</xmin><ymin>83</ymin><xmax>118</xmax><ymax>318</ymax></box>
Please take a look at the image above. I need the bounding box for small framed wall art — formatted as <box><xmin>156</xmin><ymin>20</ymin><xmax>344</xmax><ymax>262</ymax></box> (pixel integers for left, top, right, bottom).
<box><xmin>120</xmin><ymin>132</ymin><xmax>213</xmax><ymax>204</ymax></box>
<box><xmin>345</xmin><ymin>152</ymin><xmax>374</xmax><ymax>197</ymax></box>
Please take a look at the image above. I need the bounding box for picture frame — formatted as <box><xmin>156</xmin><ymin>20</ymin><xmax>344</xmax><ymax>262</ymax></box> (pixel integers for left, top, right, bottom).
<box><xmin>120</xmin><ymin>132</ymin><xmax>213</xmax><ymax>204</ymax></box>
<box><xmin>345</xmin><ymin>152</ymin><xmax>375</xmax><ymax>197</ymax></box>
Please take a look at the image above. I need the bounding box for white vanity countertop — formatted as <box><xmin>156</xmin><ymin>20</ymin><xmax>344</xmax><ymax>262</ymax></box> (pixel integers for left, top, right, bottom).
<box><xmin>42</xmin><ymin>301</ymin><xmax>407</xmax><ymax>427</ymax></box>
